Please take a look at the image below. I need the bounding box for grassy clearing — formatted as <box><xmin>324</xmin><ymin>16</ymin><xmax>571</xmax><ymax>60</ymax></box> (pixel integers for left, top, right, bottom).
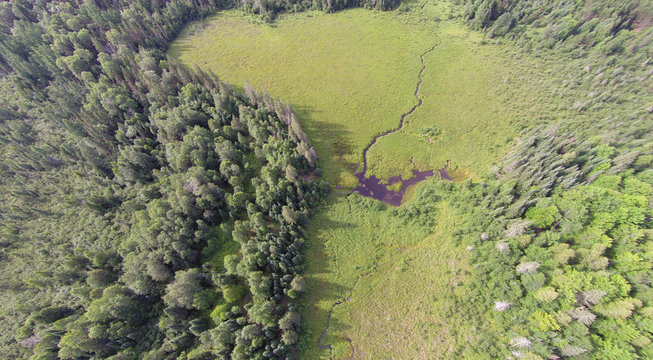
<box><xmin>170</xmin><ymin>9</ymin><xmax>438</xmax><ymax>187</ymax></box>
<box><xmin>298</xmin><ymin>190</ymin><xmax>433</xmax><ymax>355</ymax></box>
<box><xmin>365</xmin><ymin>21</ymin><xmax>514</xmax><ymax>179</ymax></box>
<box><xmin>364</xmin><ymin>17</ymin><xmax>563</xmax><ymax>179</ymax></box>
<box><xmin>298</xmin><ymin>183</ymin><xmax>478</xmax><ymax>359</ymax></box>
<box><xmin>319</xmin><ymin>201</ymin><xmax>475</xmax><ymax>359</ymax></box>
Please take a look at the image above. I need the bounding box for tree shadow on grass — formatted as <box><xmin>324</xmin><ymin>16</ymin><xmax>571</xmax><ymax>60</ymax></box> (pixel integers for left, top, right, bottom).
<box><xmin>293</xmin><ymin>105</ymin><xmax>355</xmax><ymax>158</ymax></box>
<box><xmin>292</xmin><ymin>104</ymin><xmax>364</xmax><ymax>186</ymax></box>
<box><xmin>299</xmin><ymin>274</ymin><xmax>355</xmax><ymax>357</ymax></box>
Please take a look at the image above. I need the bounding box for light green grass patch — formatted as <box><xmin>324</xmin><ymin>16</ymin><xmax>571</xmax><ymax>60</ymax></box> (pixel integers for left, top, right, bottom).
<box><xmin>330</xmin><ymin>204</ymin><xmax>473</xmax><ymax>359</ymax></box>
<box><xmin>386</xmin><ymin>181</ymin><xmax>402</xmax><ymax>192</ymax></box>
<box><xmin>366</xmin><ymin>21</ymin><xmax>520</xmax><ymax>179</ymax></box>
<box><xmin>168</xmin><ymin>3</ymin><xmax>545</xmax><ymax>183</ymax></box>
<box><xmin>299</xmin><ymin>190</ymin><xmax>436</xmax><ymax>356</ymax></box>
<box><xmin>170</xmin><ymin>9</ymin><xmax>439</xmax><ymax>187</ymax></box>
<box><xmin>300</xmin><ymin>188</ymin><xmax>476</xmax><ymax>359</ymax></box>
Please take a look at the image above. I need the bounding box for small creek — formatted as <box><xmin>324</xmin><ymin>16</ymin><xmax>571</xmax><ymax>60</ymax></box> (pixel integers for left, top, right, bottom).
<box><xmin>352</xmin><ymin>36</ymin><xmax>450</xmax><ymax>206</ymax></box>
<box><xmin>317</xmin><ymin>263</ymin><xmax>378</xmax><ymax>358</ymax></box>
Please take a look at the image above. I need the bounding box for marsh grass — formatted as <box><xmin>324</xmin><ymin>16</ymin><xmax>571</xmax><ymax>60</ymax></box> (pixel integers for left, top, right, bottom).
<box><xmin>312</xmin><ymin>201</ymin><xmax>477</xmax><ymax>359</ymax></box>
<box><xmin>297</xmin><ymin>182</ymin><xmax>480</xmax><ymax>359</ymax></box>
<box><xmin>363</xmin><ymin>20</ymin><xmax>568</xmax><ymax>180</ymax></box>
<box><xmin>168</xmin><ymin>2</ymin><xmax>552</xmax><ymax>183</ymax></box>
<box><xmin>169</xmin><ymin>9</ymin><xmax>439</xmax><ymax>187</ymax></box>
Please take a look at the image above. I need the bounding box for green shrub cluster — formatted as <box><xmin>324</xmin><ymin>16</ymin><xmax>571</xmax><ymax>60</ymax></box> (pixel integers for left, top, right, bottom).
<box><xmin>421</xmin><ymin>125</ymin><xmax>442</xmax><ymax>142</ymax></box>
<box><xmin>446</xmin><ymin>126</ymin><xmax>652</xmax><ymax>359</ymax></box>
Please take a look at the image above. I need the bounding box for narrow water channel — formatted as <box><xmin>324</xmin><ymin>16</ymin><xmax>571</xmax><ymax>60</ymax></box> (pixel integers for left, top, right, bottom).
<box><xmin>352</xmin><ymin>36</ymin><xmax>450</xmax><ymax>206</ymax></box>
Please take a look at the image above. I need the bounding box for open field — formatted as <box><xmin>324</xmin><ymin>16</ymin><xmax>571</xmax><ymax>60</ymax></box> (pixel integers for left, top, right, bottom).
<box><xmin>301</xmin><ymin>192</ymin><xmax>478</xmax><ymax>359</ymax></box>
<box><xmin>365</xmin><ymin>20</ymin><xmax>516</xmax><ymax>179</ymax></box>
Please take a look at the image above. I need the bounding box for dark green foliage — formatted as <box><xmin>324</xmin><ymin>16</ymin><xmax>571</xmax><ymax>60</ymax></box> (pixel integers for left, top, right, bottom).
<box><xmin>164</xmin><ymin>269</ymin><xmax>204</xmax><ymax>309</ymax></box>
<box><xmin>462</xmin><ymin>0</ymin><xmax>653</xmax><ymax>44</ymax></box>
<box><xmin>489</xmin><ymin>12</ymin><xmax>514</xmax><ymax>37</ymax></box>
<box><xmin>421</xmin><ymin>125</ymin><xmax>442</xmax><ymax>141</ymax></box>
<box><xmin>33</xmin><ymin>306</ymin><xmax>73</xmax><ymax>325</ymax></box>
<box><xmin>0</xmin><ymin>0</ymin><xmax>328</xmax><ymax>358</ymax></box>
<box><xmin>240</xmin><ymin>0</ymin><xmax>401</xmax><ymax>22</ymax></box>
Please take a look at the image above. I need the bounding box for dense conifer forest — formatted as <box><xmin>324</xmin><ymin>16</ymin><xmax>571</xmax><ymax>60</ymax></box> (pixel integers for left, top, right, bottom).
<box><xmin>0</xmin><ymin>1</ymin><xmax>327</xmax><ymax>358</ymax></box>
<box><xmin>454</xmin><ymin>1</ymin><xmax>653</xmax><ymax>358</ymax></box>
<box><xmin>1</xmin><ymin>0</ymin><xmax>651</xmax><ymax>359</ymax></box>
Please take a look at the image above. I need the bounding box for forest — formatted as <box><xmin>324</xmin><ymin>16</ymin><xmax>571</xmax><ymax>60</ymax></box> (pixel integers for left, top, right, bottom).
<box><xmin>0</xmin><ymin>0</ymin><xmax>327</xmax><ymax>359</ymax></box>
<box><xmin>1</xmin><ymin>0</ymin><xmax>651</xmax><ymax>359</ymax></box>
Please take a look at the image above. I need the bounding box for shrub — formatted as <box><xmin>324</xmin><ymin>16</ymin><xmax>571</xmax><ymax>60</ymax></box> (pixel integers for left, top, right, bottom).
<box><xmin>525</xmin><ymin>205</ymin><xmax>560</xmax><ymax>228</ymax></box>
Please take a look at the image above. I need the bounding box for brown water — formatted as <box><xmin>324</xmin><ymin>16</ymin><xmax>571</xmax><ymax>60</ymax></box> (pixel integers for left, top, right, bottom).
<box><xmin>354</xmin><ymin>169</ymin><xmax>442</xmax><ymax>206</ymax></box>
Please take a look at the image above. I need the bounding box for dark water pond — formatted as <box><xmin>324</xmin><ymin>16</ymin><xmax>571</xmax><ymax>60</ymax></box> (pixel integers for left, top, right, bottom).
<box><xmin>353</xmin><ymin>168</ymin><xmax>450</xmax><ymax>206</ymax></box>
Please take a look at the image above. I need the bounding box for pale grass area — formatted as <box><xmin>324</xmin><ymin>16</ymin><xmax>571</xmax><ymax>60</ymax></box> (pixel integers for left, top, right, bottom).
<box><xmin>298</xmin><ymin>183</ymin><xmax>480</xmax><ymax>359</ymax></box>
<box><xmin>323</xmin><ymin>203</ymin><xmax>474</xmax><ymax>359</ymax></box>
<box><xmin>169</xmin><ymin>3</ymin><xmax>551</xmax><ymax>184</ymax></box>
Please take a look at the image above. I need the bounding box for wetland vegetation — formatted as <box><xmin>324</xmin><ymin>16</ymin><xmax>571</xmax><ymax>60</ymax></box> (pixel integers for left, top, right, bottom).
<box><xmin>1</xmin><ymin>0</ymin><xmax>652</xmax><ymax>359</ymax></box>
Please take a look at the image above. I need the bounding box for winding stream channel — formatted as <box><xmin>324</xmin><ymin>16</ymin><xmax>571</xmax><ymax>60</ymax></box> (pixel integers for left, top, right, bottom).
<box><xmin>316</xmin><ymin>263</ymin><xmax>378</xmax><ymax>358</ymax></box>
<box><xmin>352</xmin><ymin>35</ymin><xmax>450</xmax><ymax>206</ymax></box>
<box><xmin>317</xmin><ymin>34</ymin><xmax>444</xmax><ymax>357</ymax></box>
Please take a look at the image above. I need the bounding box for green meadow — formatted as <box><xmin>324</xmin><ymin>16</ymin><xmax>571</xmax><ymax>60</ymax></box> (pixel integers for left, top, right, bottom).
<box><xmin>365</xmin><ymin>21</ymin><xmax>516</xmax><ymax>179</ymax></box>
<box><xmin>300</xmin><ymin>189</ymin><xmax>479</xmax><ymax>359</ymax></box>
<box><xmin>169</xmin><ymin>3</ymin><xmax>539</xmax><ymax>358</ymax></box>
<box><xmin>170</xmin><ymin>8</ymin><xmax>438</xmax><ymax>187</ymax></box>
